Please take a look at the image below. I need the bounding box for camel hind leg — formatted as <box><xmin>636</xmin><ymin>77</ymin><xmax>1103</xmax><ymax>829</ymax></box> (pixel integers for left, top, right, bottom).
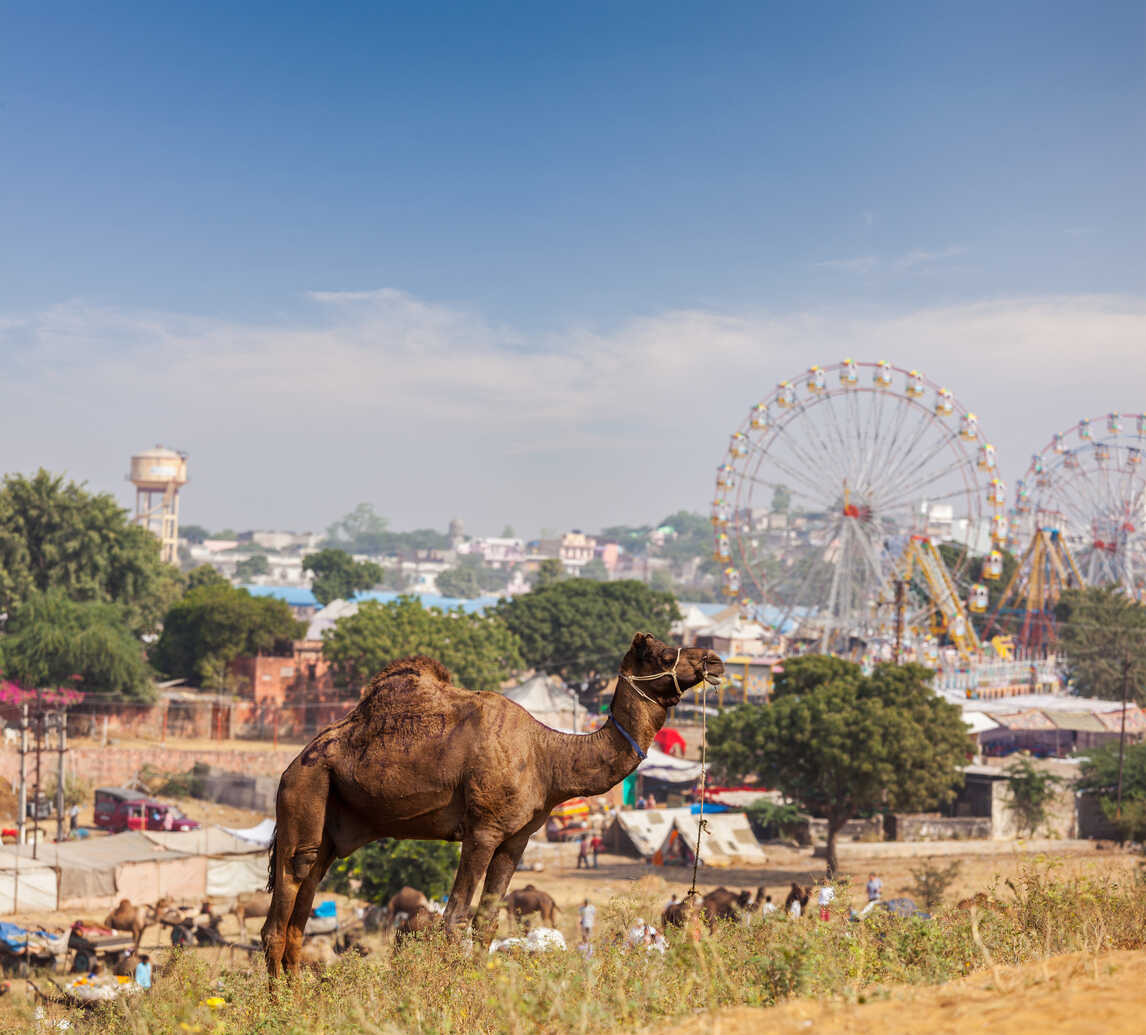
<box><xmin>262</xmin><ymin>761</ymin><xmax>331</xmax><ymax>980</ymax></box>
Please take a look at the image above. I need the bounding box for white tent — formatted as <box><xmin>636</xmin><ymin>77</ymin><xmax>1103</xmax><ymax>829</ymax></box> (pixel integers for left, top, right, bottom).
<box><xmin>220</xmin><ymin>818</ymin><xmax>276</xmax><ymax>849</ymax></box>
<box><xmin>656</xmin><ymin>812</ymin><xmax>767</xmax><ymax>868</ymax></box>
<box><xmin>638</xmin><ymin>745</ymin><xmax>704</xmax><ymax>784</ymax></box>
<box><xmin>0</xmin><ymin>851</ymin><xmax>58</xmax><ymax>913</ymax></box>
<box><xmin>503</xmin><ymin>674</ymin><xmax>583</xmax><ymax>731</ymax></box>
<box><xmin>605</xmin><ymin>807</ymin><xmax>692</xmax><ymax>859</ymax></box>
<box><xmin>145</xmin><ymin>826</ymin><xmax>269</xmax><ymax>898</ymax></box>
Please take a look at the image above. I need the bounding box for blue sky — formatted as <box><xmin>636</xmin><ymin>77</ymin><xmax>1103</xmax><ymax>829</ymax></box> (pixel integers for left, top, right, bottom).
<box><xmin>1</xmin><ymin>3</ymin><xmax>1143</xmax><ymax>534</ymax></box>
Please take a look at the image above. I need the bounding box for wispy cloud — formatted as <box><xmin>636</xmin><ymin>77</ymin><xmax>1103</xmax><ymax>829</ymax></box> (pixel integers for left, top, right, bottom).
<box><xmin>815</xmin><ymin>246</ymin><xmax>967</xmax><ymax>274</ymax></box>
<box><xmin>813</xmin><ymin>255</ymin><xmax>879</xmax><ymax>274</ymax></box>
<box><xmin>0</xmin><ymin>291</ymin><xmax>1142</xmax><ymax>532</ymax></box>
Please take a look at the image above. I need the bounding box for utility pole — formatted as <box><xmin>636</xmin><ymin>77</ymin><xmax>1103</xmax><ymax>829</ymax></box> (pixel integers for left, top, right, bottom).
<box><xmin>32</xmin><ymin>696</ymin><xmax>43</xmax><ymax>861</ymax></box>
<box><xmin>893</xmin><ymin>578</ymin><xmax>906</xmax><ymax>665</ymax></box>
<box><xmin>1116</xmin><ymin>655</ymin><xmax>1131</xmax><ymax>819</ymax></box>
<box><xmin>54</xmin><ymin>709</ymin><xmax>68</xmax><ymax>842</ymax></box>
<box><xmin>16</xmin><ymin>703</ymin><xmax>28</xmax><ymax>847</ymax></box>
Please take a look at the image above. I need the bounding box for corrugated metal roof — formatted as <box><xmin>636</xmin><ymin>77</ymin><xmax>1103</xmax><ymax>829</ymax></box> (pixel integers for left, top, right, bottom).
<box><xmin>1044</xmin><ymin>711</ymin><xmax>1107</xmax><ymax>733</ymax></box>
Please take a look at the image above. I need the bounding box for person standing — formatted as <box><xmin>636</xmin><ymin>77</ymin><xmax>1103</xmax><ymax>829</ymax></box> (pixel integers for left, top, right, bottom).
<box><xmin>866</xmin><ymin>872</ymin><xmax>883</xmax><ymax>904</ymax></box>
<box><xmin>817</xmin><ymin>881</ymin><xmax>835</xmax><ymax>921</ymax></box>
<box><xmin>761</xmin><ymin>895</ymin><xmax>777</xmax><ymax>916</ymax></box>
<box><xmin>576</xmin><ymin>834</ymin><xmax>590</xmax><ymax>869</ymax></box>
<box><xmin>590</xmin><ymin>833</ymin><xmax>603</xmax><ymax>868</ymax></box>
<box><xmin>133</xmin><ymin>955</ymin><xmax>152</xmax><ymax>990</ymax></box>
<box><xmin>68</xmin><ymin>802</ymin><xmax>80</xmax><ymax>835</ymax></box>
<box><xmin>578</xmin><ymin>898</ymin><xmax>596</xmax><ymax>943</ymax></box>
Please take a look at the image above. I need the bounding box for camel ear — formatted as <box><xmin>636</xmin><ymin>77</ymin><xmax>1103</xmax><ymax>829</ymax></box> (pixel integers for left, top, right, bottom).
<box><xmin>630</xmin><ymin>632</ymin><xmax>651</xmax><ymax>651</ymax></box>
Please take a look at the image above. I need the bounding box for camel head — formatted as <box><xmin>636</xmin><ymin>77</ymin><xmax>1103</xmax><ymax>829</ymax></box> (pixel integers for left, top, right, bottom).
<box><xmin>621</xmin><ymin>633</ymin><xmax>724</xmax><ymax>707</ymax></box>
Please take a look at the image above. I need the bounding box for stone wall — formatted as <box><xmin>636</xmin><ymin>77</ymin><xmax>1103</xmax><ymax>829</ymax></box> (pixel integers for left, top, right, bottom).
<box><xmin>0</xmin><ymin>743</ymin><xmax>298</xmax><ymax>791</ymax></box>
<box><xmin>887</xmin><ymin>813</ymin><xmax>992</xmax><ymax>841</ymax></box>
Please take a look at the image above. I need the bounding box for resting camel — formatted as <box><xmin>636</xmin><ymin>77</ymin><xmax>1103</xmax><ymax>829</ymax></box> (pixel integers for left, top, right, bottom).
<box><xmin>504</xmin><ymin>885</ymin><xmax>559</xmax><ymax>929</ymax></box>
<box><xmin>262</xmin><ymin>632</ymin><xmax>722</xmax><ymax>978</ymax></box>
<box><xmin>701</xmin><ymin>887</ymin><xmax>753</xmax><ymax>925</ymax></box>
<box><xmin>383</xmin><ymin>886</ymin><xmax>429</xmax><ymax>931</ymax></box>
<box><xmin>105</xmin><ymin>897</ymin><xmax>170</xmax><ymax>950</ymax></box>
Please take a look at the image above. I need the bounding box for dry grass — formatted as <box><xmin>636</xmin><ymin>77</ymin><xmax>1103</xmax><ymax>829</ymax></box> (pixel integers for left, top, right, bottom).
<box><xmin>6</xmin><ymin>860</ymin><xmax>1144</xmax><ymax>1035</ymax></box>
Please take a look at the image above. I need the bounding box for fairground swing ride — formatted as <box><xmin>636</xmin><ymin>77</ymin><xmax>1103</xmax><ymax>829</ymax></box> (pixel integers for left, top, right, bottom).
<box><xmin>985</xmin><ymin>411</ymin><xmax>1146</xmax><ymax>650</ymax></box>
<box><xmin>712</xmin><ymin>360</ymin><xmax>1004</xmax><ymax>666</ymax></box>
<box><xmin>1013</xmin><ymin>412</ymin><xmax>1146</xmax><ymax>600</ymax></box>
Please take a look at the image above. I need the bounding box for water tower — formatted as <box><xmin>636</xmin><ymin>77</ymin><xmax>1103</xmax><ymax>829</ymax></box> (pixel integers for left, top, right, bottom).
<box><xmin>128</xmin><ymin>446</ymin><xmax>189</xmax><ymax>564</ymax></box>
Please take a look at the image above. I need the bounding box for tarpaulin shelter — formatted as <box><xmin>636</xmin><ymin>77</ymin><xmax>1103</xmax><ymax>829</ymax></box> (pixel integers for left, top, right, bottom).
<box><xmin>220</xmin><ymin>818</ymin><xmax>276</xmax><ymax>849</ymax></box>
<box><xmin>637</xmin><ymin>746</ymin><xmax>704</xmax><ymax>784</ymax></box>
<box><xmin>0</xmin><ymin>832</ymin><xmax>205</xmax><ymax>912</ymax></box>
<box><xmin>502</xmin><ymin>674</ymin><xmax>583</xmax><ymax>731</ymax></box>
<box><xmin>654</xmin><ymin>812</ymin><xmax>766</xmax><ymax>868</ymax></box>
<box><xmin>0</xmin><ymin>852</ymin><xmax>58</xmax><ymax>913</ymax></box>
<box><xmin>144</xmin><ymin>826</ymin><xmax>268</xmax><ymax>898</ymax></box>
<box><xmin>603</xmin><ymin>808</ymin><xmax>692</xmax><ymax>859</ymax></box>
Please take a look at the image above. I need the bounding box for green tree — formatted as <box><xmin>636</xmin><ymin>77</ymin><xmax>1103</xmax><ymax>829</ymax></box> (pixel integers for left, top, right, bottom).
<box><xmin>771</xmin><ymin>485</ymin><xmax>791</xmax><ymax>513</ymax></box>
<box><xmin>1056</xmin><ymin>588</ymin><xmax>1146</xmax><ymax>705</ymax></box>
<box><xmin>495</xmin><ymin>579</ymin><xmax>679</xmax><ymax>692</ymax></box>
<box><xmin>655</xmin><ymin>511</ymin><xmax>713</xmax><ymax>566</ymax></box>
<box><xmin>185</xmin><ymin>565</ymin><xmax>229</xmax><ymax>591</ymax></box>
<box><xmin>580</xmin><ymin>557</ymin><xmax>609</xmax><ymax>582</ymax></box>
<box><xmin>322</xmin><ymin>596</ymin><xmax>524</xmax><ymax>692</ymax></box>
<box><xmin>1003</xmin><ymin>757</ymin><xmax>1064</xmax><ymax>836</ymax></box>
<box><xmin>500</xmin><ymin>525</ymin><xmax>516</xmax><ymax>538</ymax></box>
<box><xmin>0</xmin><ymin>469</ymin><xmax>182</xmax><ymax>635</ymax></box>
<box><xmin>707</xmin><ymin>660</ymin><xmax>967</xmax><ymax>876</ymax></box>
<box><xmin>436</xmin><ymin>565</ymin><xmax>484</xmax><ymax>599</ymax></box>
<box><xmin>909</xmin><ymin>859</ymin><xmax>962</xmax><ymax>912</ymax></box>
<box><xmin>180</xmin><ymin>524</ymin><xmax>211</xmax><ymax>544</ymax></box>
<box><xmin>303</xmin><ymin>549</ymin><xmax>384</xmax><ymax>606</ymax></box>
<box><xmin>1</xmin><ymin>590</ymin><xmax>154</xmax><ymax>700</ymax></box>
<box><xmin>151</xmin><ymin>583</ymin><xmax>303</xmax><ymax>684</ymax></box>
<box><xmin>325</xmin><ymin>503</ymin><xmax>391</xmax><ymax>554</ymax></box>
<box><xmin>234</xmin><ymin>554</ymin><xmax>270</xmax><ymax>580</ymax></box>
<box><xmin>1077</xmin><ymin>742</ymin><xmax>1146</xmax><ymax>843</ymax></box>
<box><xmin>599</xmin><ymin>525</ymin><xmax>651</xmax><ymax>556</ymax></box>
<box><xmin>324</xmin><ymin>839</ymin><xmax>459</xmax><ymax>904</ymax></box>
<box><xmin>532</xmin><ymin>559</ymin><xmax>566</xmax><ymax>589</ymax></box>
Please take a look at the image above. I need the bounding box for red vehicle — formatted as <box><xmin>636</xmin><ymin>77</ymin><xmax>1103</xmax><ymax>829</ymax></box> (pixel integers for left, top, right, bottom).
<box><xmin>93</xmin><ymin>788</ymin><xmax>199</xmax><ymax>833</ymax></box>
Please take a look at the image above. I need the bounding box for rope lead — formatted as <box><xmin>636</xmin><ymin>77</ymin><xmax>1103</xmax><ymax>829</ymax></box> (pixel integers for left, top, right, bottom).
<box><xmin>686</xmin><ymin>660</ymin><xmax>709</xmax><ymax>902</ymax></box>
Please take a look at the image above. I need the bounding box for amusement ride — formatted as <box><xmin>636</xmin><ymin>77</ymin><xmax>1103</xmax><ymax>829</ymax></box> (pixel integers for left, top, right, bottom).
<box><xmin>712</xmin><ymin>360</ymin><xmax>1003</xmax><ymax>663</ymax></box>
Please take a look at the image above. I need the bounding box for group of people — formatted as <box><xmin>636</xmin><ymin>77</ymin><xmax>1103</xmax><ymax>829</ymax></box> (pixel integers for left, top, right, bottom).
<box><xmin>785</xmin><ymin>871</ymin><xmax>883</xmax><ymax>922</ymax></box>
<box><xmin>575</xmin><ymin>833</ymin><xmax>604</xmax><ymax>869</ymax></box>
<box><xmin>632</xmin><ymin>793</ymin><xmax>658</xmax><ymax>810</ymax></box>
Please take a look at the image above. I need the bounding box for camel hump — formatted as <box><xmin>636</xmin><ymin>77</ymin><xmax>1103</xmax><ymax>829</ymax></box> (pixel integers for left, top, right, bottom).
<box><xmin>370</xmin><ymin>655</ymin><xmax>453</xmax><ymax>688</ymax></box>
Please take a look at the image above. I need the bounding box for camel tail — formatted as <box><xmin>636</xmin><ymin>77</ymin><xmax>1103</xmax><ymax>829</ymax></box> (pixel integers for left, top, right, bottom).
<box><xmin>266</xmin><ymin>827</ymin><xmax>278</xmax><ymax>893</ymax></box>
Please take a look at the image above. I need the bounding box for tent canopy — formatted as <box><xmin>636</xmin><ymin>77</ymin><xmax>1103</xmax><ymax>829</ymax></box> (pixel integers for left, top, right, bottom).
<box><xmin>655</xmin><ymin>812</ymin><xmax>767</xmax><ymax>868</ymax></box>
<box><xmin>220</xmin><ymin>818</ymin><xmax>276</xmax><ymax>849</ymax></box>
<box><xmin>144</xmin><ymin>826</ymin><xmax>266</xmax><ymax>857</ymax></box>
<box><xmin>606</xmin><ymin>808</ymin><xmax>691</xmax><ymax>859</ymax></box>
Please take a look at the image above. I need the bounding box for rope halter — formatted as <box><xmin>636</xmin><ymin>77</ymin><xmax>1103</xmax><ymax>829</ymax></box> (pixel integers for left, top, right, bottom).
<box><xmin>620</xmin><ymin>646</ymin><xmax>684</xmax><ymax>707</ymax></box>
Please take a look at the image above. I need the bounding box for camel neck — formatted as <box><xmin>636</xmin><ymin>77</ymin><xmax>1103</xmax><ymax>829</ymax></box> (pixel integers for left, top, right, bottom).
<box><xmin>543</xmin><ymin>678</ymin><xmax>667</xmax><ymax>802</ymax></box>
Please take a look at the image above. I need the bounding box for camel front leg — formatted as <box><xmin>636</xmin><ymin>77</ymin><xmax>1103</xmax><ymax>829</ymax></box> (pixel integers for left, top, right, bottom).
<box><xmin>283</xmin><ymin>839</ymin><xmax>334</xmax><ymax>976</ymax></box>
<box><xmin>444</xmin><ymin>832</ymin><xmax>498</xmax><ymax>939</ymax></box>
<box><xmin>473</xmin><ymin>833</ymin><xmax>529</xmax><ymax>947</ymax></box>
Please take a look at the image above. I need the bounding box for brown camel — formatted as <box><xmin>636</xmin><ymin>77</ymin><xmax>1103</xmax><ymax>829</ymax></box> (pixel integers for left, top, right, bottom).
<box><xmin>384</xmin><ymin>886</ymin><xmax>429</xmax><ymax>930</ymax></box>
<box><xmin>230</xmin><ymin>891</ymin><xmax>272</xmax><ymax>942</ymax></box>
<box><xmin>783</xmin><ymin>882</ymin><xmax>813</xmax><ymax>916</ymax></box>
<box><xmin>105</xmin><ymin>898</ymin><xmax>168</xmax><ymax>950</ymax></box>
<box><xmin>504</xmin><ymin>885</ymin><xmax>559</xmax><ymax>929</ymax></box>
<box><xmin>701</xmin><ymin>887</ymin><xmax>752</xmax><ymax>926</ymax></box>
<box><xmin>394</xmin><ymin>905</ymin><xmax>438</xmax><ymax>948</ymax></box>
<box><xmin>262</xmin><ymin>632</ymin><xmax>722</xmax><ymax>978</ymax></box>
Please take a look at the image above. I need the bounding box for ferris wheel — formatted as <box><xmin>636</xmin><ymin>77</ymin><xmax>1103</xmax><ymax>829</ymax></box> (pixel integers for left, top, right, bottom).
<box><xmin>1017</xmin><ymin>412</ymin><xmax>1146</xmax><ymax>598</ymax></box>
<box><xmin>712</xmin><ymin>360</ymin><xmax>1000</xmax><ymax>656</ymax></box>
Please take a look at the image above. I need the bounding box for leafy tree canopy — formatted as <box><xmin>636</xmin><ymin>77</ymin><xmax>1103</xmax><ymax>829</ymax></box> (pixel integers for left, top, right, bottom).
<box><xmin>1056</xmin><ymin>588</ymin><xmax>1146</xmax><ymax>704</ymax></box>
<box><xmin>436</xmin><ymin>555</ymin><xmax>509</xmax><ymax>599</ymax></box>
<box><xmin>1</xmin><ymin>590</ymin><xmax>154</xmax><ymax>701</ymax></box>
<box><xmin>324</xmin><ymin>503</ymin><xmax>450</xmax><ymax>556</ymax></box>
<box><xmin>324</xmin><ymin>838</ymin><xmax>459</xmax><ymax>904</ymax></box>
<box><xmin>0</xmin><ymin>469</ymin><xmax>182</xmax><ymax>635</ymax></box>
<box><xmin>531</xmin><ymin>558</ymin><xmax>566</xmax><ymax>590</ymax></box>
<box><xmin>580</xmin><ymin>557</ymin><xmax>609</xmax><ymax>582</ymax></box>
<box><xmin>494</xmin><ymin>579</ymin><xmax>679</xmax><ymax>691</ymax></box>
<box><xmin>303</xmin><ymin>548</ymin><xmax>384</xmax><ymax>606</ymax></box>
<box><xmin>655</xmin><ymin>510</ymin><xmax>713</xmax><ymax>565</ymax></box>
<box><xmin>707</xmin><ymin>660</ymin><xmax>967</xmax><ymax>875</ymax></box>
<box><xmin>598</xmin><ymin>524</ymin><xmax>651</xmax><ymax>556</ymax></box>
<box><xmin>1077</xmin><ymin>741</ymin><xmax>1146</xmax><ymax>801</ymax></box>
<box><xmin>185</xmin><ymin>565</ymin><xmax>229</xmax><ymax>592</ymax></box>
<box><xmin>322</xmin><ymin>596</ymin><xmax>524</xmax><ymax>692</ymax></box>
<box><xmin>151</xmin><ymin>583</ymin><xmax>303</xmax><ymax>684</ymax></box>
<box><xmin>180</xmin><ymin>524</ymin><xmax>211</xmax><ymax>545</ymax></box>
<box><xmin>235</xmin><ymin>554</ymin><xmax>270</xmax><ymax>580</ymax></box>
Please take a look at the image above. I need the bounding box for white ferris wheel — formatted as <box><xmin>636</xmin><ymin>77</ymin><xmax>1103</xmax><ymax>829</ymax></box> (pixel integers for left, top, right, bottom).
<box><xmin>1017</xmin><ymin>412</ymin><xmax>1146</xmax><ymax>598</ymax></box>
<box><xmin>712</xmin><ymin>360</ymin><xmax>1002</xmax><ymax>657</ymax></box>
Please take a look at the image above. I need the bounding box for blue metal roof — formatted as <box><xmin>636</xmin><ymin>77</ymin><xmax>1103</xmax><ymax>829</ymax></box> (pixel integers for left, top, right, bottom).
<box><xmin>348</xmin><ymin>591</ymin><xmax>501</xmax><ymax>615</ymax></box>
<box><xmin>240</xmin><ymin>585</ymin><xmax>319</xmax><ymax>607</ymax></box>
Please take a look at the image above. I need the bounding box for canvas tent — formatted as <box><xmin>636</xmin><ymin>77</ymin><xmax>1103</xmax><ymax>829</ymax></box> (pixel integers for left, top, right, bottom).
<box><xmin>604</xmin><ymin>807</ymin><xmax>692</xmax><ymax>859</ymax></box>
<box><xmin>502</xmin><ymin>674</ymin><xmax>583</xmax><ymax>731</ymax></box>
<box><xmin>144</xmin><ymin>826</ymin><xmax>268</xmax><ymax>898</ymax></box>
<box><xmin>220</xmin><ymin>818</ymin><xmax>276</xmax><ymax>849</ymax></box>
<box><xmin>0</xmin><ymin>832</ymin><xmax>206</xmax><ymax>912</ymax></box>
<box><xmin>654</xmin><ymin>812</ymin><xmax>767</xmax><ymax>868</ymax></box>
<box><xmin>0</xmin><ymin>850</ymin><xmax>58</xmax><ymax>913</ymax></box>
<box><xmin>637</xmin><ymin>746</ymin><xmax>704</xmax><ymax>784</ymax></box>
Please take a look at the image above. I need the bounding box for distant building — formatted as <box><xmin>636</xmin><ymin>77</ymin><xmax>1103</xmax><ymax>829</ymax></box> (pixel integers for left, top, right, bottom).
<box><xmin>538</xmin><ymin>531</ymin><xmax>597</xmax><ymax>573</ymax></box>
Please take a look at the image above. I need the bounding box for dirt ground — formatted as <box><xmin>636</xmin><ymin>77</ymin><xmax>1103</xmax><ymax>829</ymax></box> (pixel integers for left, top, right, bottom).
<box><xmin>660</xmin><ymin>949</ymin><xmax>1146</xmax><ymax>1034</ymax></box>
